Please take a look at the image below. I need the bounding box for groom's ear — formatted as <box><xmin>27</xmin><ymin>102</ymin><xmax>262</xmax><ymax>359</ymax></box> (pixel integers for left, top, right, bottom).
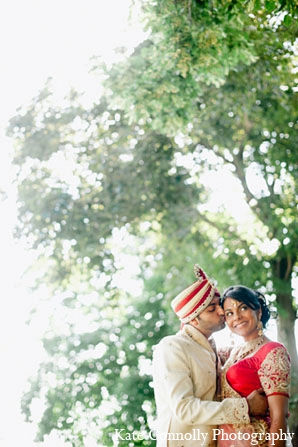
<box><xmin>189</xmin><ymin>317</ymin><xmax>200</xmax><ymax>328</ymax></box>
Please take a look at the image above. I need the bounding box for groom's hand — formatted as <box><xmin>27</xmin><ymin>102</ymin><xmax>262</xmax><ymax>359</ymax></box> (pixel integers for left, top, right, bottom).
<box><xmin>246</xmin><ymin>388</ymin><xmax>268</xmax><ymax>416</ymax></box>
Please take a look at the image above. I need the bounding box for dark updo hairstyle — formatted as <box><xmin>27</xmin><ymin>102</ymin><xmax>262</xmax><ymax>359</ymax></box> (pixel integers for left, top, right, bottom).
<box><xmin>220</xmin><ymin>285</ymin><xmax>271</xmax><ymax>328</ymax></box>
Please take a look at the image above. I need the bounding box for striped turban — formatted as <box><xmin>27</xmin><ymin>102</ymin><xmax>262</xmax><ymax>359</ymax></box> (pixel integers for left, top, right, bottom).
<box><xmin>171</xmin><ymin>265</ymin><xmax>220</xmax><ymax>323</ymax></box>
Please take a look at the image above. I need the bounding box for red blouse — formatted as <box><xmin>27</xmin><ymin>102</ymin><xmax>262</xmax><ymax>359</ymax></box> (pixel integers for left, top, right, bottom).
<box><xmin>225</xmin><ymin>341</ymin><xmax>290</xmax><ymax>398</ymax></box>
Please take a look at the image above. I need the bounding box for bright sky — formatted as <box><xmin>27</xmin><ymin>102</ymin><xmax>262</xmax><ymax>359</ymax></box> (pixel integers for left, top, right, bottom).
<box><xmin>0</xmin><ymin>1</ymin><xmax>144</xmax><ymax>446</ymax></box>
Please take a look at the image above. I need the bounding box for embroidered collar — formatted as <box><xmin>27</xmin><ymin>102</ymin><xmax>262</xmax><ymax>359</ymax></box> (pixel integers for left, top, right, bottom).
<box><xmin>181</xmin><ymin>324</ymin><xmax>216</xmax><ymax>355</ymax></box>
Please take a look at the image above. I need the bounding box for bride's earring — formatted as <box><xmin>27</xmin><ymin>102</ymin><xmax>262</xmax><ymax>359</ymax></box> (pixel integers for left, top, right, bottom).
<box><xmin>257</xmin><ymin>320</ymin><xmax>263</xmax><ymax>337</ymax></box>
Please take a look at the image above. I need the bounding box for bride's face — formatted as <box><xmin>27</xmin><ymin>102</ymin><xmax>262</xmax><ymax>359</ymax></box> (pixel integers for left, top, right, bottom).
<box><xmin>223</xmin><ymin>297</ymin><xmax>261</xmax><ymax>341</ymax></box>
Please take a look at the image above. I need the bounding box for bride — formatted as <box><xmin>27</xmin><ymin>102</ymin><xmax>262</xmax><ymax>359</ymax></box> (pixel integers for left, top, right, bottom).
<box><xmin>218</xmin><ymin>285</ymin><xmax>291</xmax><ymax>447</ymax></box>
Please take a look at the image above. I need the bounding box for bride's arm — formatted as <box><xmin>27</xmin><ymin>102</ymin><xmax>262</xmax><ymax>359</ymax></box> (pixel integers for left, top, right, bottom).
<box><xmin>258</xmin><ymin>345</ymin><xmax>291</xmax><ymax>447</ymax></box>
<box><xmin>267</xmin><ymin>394</ymin><xmax>289</xmax><ymax>447</ymax></box>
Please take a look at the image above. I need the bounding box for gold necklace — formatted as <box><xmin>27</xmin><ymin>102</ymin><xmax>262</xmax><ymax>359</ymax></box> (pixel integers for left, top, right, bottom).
<box><xmin>224</xmin><ymin>335</ymin><xmax>265</xmax><ymax>367</ymax></box>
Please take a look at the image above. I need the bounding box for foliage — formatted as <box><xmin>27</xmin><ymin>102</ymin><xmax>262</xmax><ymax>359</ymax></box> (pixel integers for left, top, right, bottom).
<box><xmin>103</xmin><ymin>0</ymin><xmax>298</xmax><ymax>354</ymax></box>
<box><xmin>9</xmin><ymin>86</ymin><xmax>210</xmax><ymax>446</ymax></box>
<box><xmin>108</xmin><ymin>0</ymin><xmax>298</xmax><ymax>134</ymax></box>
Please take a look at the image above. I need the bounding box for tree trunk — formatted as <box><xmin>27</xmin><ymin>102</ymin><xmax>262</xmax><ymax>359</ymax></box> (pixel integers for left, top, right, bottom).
<box><xmin>276</xmin><ymin>293</ymin><xmax>298</xmax><ymax>447</ymax></box>
<box><xmin>273</xmin><ymin>254</ymin><xmax>298</xmax><ymax>443</ymax></box>
<box><xmin>277</xmin><ymin>310</ymin><xmax>298</xmax><ymax>371</ymax></box>
<box><xmin>277</xmin><ymin>312</ymin><xmax>298</xmax><ymax>442</ymax></box>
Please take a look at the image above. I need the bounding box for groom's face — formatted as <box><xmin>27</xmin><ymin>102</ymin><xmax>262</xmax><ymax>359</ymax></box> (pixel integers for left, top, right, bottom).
<box><xmin>192</xmin><ymin>297</ymin><xmax>225</xmax><ymax>337</ymax></box>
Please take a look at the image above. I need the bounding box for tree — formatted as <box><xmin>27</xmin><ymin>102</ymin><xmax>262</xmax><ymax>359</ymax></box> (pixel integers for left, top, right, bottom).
<box><xmin>103</xmin><ymin>0</ymin><xmax>298</xmax><ymax>434</ymax></box>
<box><xmin>8</xmin><ymin>85</ymin><xmax>210</xmax><ymax>446</ymax></box>
<box><xmin>7</xmin><ymin>0</ymin><xmax>298</xmax><ymax>444</ymax></box>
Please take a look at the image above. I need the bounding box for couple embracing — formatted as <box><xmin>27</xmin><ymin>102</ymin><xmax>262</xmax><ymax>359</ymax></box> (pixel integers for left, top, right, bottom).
<box><xmin>152</xmin><ymin>265</ymin><xmax>291</xmax><ymax>447</ymax></box>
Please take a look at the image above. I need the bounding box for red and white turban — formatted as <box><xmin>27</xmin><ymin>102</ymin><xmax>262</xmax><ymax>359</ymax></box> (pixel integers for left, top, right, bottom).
<box><xmin>171</xmin><ymin>265</ymin><xmax>220</xmax><ymax>323</ymax></box>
